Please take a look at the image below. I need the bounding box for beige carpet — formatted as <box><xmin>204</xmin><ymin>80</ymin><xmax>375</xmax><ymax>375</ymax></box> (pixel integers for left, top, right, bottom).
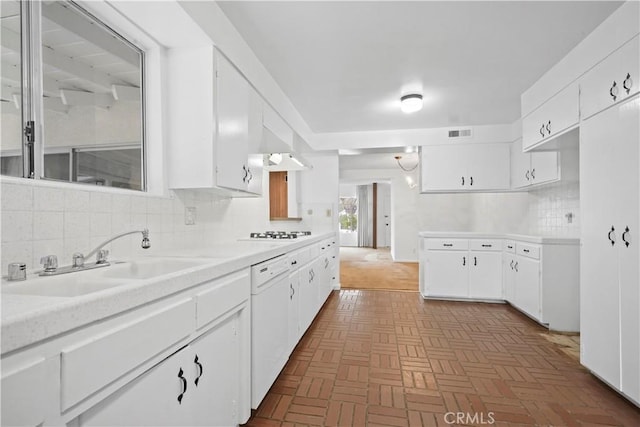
<box><xmin>339</xmin><ymin>247</ymin><xmax>419</xmax><ymax>291</ymax></box>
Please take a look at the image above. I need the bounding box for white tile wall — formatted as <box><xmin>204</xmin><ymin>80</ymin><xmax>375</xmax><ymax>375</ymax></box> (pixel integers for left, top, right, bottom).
<box><xmin>529</xmin><ymin>180</ymin><xmax>580</xmax><ymax>237</ymax></box>
<box><xmin>0</xmin><ymin>173</ymin><xmax>319</xmax><ymax>274</ymax></box>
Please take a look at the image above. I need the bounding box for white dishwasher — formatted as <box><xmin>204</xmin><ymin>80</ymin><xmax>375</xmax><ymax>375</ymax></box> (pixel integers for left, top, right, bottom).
<box><xmin>251</xmin><ymin>255</ymin><xmax>290</xmax><ymax>408</ymax></box>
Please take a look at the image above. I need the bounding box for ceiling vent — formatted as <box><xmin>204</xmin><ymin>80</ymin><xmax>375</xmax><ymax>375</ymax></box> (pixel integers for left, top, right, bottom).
<box><xmin>448</xmin><ymin>128</ymin><xmax>472</xmax><ymax>139</ymax></box>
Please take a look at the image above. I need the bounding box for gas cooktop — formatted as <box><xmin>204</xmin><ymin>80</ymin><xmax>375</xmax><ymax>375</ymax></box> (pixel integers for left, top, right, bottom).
<box><xmin>249</xmin><ymin>231</ymin><xmax>311</xmax><ymax>239</ymax></box>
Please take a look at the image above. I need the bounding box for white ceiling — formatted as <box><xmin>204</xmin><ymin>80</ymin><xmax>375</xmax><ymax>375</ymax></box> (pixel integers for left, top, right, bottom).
<box><xmin>218</xmin><ymin>1</ymin><xmax>622</xmax><ymax>135</ymax></box>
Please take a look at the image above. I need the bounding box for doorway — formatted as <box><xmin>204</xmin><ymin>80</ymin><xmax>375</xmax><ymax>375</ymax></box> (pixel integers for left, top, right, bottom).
<box><xmin>339</xmin><ymin>182</ymin><xmax>390</xmax><ymax>248</ymax></box>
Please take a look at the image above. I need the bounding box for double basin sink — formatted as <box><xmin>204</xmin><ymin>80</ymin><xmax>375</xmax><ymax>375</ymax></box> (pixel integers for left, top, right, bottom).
<box><xmin>2</xmin><ymin>257</ymin><xmax>219</xmax><ymax>298</ymax></box>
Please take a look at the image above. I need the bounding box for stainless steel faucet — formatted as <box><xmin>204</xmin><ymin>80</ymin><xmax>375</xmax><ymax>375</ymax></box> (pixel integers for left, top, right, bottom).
<box><xmin>39</xmin><ymin>229</ymin><xmax>150</xmax><ymax>276</ymax></box>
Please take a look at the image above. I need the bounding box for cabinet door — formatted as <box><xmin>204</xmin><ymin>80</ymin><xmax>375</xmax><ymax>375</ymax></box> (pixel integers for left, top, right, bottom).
<box><xmin>617</xmin><ymin>95</ymin><xmax>640</xmax><ymax>403</ymax></box>
<box><xmin>466</xmin><ymin>144</ymin><xmax>510</xmax><ymax>190</ymax></box>
<box><xmin>522</xmin><ymin>82</ymin><xmax>579</xmax><ymax>151</ymax></box>
<box><xmin>420</xmin><ymin>145</ymin><xmax>467</xmax><ymax>191</ymax></box>
<box><xmin>298</xmin><ymin>264</ymin><xmax>315</xmax><ymax>333</ymax></box>
<box><xmin>514</xmin><ymin>256</ymin><xmax>540</xmax><ymax>320</ymax></box>
<box><xmin>468</xmin><ymin>252</ymin><xmax>502</xmax><ymax>299</ymax></box>
<box><xmin>246</xmin><ymin>88</ymin><xmax>264</xmax><ymax>195</ymax></box>
<box><xmin>580</xmin><ymin>101</ymin><xmax>623</xmax><ymax>389</ymax></box>
<box><xmin>1</xmin><ymin>358</ymin><xmax>48</xmax><ymax>427</ymax></box>
<box><xmin>581</xmin><ymin>35</ymin><xmax>639</xmax><ymax>120</ymax></box>
<box><xmin>529</xmin><ymin>151</ymin><xmax>558</xmax><ymax>185</ymax></box>
<box><xmin>190</xmin><ymin>314</ymin><xmax>241</xmax><ymax>426</ymax></box>
<box><xmin>510</xmin><ymin>139</ymin><xmax>531</xmax><ymax>189</ymax></box>
<box><xmin>503</xmin><ymin>254</ymin><xmax>517</xmax><ymax>303</ymax></box>
<box><xmin>77</xmin><ymin>346</ymin><xmax>193</xmax><ymax>426</ymax></box>
<box><xmin>424</xmin><ymin>250</ymin><xmax>468</xmax><ymax>298</ymax></box>
<box><xmin>288</xmin><ymin>271</ymin><xmax>301</xmax><ymax>353</ymax></box>
<box><xmin>216</xmin><ymin>54</ymin><xmax>249</xmax><ymax>192</ymax></box>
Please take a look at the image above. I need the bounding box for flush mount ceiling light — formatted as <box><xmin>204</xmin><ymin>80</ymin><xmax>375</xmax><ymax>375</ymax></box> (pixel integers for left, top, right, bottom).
<box><xmin>400</xmin><ymin>94</ymin><xmax>423</xmax><ymax>114</ymax></box>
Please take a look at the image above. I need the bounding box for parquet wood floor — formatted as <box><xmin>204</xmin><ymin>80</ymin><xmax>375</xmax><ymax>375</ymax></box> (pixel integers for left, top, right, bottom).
<box><xmin>244</xmin><ymin>290</ymin><xmax>640</xmax><ymax>426</ymax></box>
<box><xmin>340</xmin><ymin>247</ymin><xmax>419</xmax><ymax>291</ymax></box>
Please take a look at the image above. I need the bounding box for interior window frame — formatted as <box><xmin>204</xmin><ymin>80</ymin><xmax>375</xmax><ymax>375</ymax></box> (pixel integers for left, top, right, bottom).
<box><xmin>4</xmin><ymin>0</ymin><xmax>147</xmax><ymax>191</ymax></box>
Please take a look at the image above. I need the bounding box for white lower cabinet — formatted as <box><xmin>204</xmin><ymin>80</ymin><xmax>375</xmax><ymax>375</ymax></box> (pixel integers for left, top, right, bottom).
<box><xmin>420</xmin><ymin>234</ymin><xmax>579</xmax><ymax>332</ymax></box>
<box><xmin>513</xmin><ymin>255</ymin><xmax>541</xmax><ymax>320</ymax></box>
<box><xmin>468</xmin><ymin>251</ymin><xmax>503</xmax><ymax>299</ymax></box>
<box><xmin>422</xmin><ymin>238</ymin><xmax>502</xmax><ymax>300</ymax></box>
<box><xmin>287</xmin><ymin>270</ymin><xmax>301</xmax><ymax>355</ymax></box>
<box><xmin>77</xmin><ymin>312</ymin><xmax>242</xmax><ymax>427</ymax></box>
<box><xmin>424</xmin><ymin>250</ymin><xmax>469</xmax><ymax>298</ymax></box>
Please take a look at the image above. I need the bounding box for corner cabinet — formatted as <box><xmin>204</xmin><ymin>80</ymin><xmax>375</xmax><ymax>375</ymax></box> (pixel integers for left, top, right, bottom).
<box><xmin>419</xmin><ymin>234</ymin><xmax>580</xmax><ymax>332</ymax></box>
<box><xmin>167</xmin><ymin>46</ymin><xmax>262</xmax><ymax>195</ymax></box>
<box><xmin>521</xmin><ymin>82</ymin><xmax>579</xmax><ymax>151</ymax></box>
<box><xmin>420</xmin><ymin>144</ymin><xmax>510</xmax><ymax>192</ymax></box>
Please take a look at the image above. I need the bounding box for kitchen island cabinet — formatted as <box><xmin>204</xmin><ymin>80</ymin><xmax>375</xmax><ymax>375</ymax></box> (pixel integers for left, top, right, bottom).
<box><xmin>419</xmin><ymin>232</ymin><xmax>579</xmax><ymax>332</ymax></box>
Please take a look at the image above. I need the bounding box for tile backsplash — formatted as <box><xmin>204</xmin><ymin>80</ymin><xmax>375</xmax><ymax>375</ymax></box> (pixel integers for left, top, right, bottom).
<box><xmin>1</xmin><ymin>176</ymin><xmax>329</xmax><ymax>274</ymax></box>
<box><xmin>528</xmin><ymin>180</ymin><xmax>580</xmax><ymax>237</ymax></box>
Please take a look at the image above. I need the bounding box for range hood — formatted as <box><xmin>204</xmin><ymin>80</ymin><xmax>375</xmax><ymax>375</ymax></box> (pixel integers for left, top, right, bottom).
<box><xmin>264</xmin><ymin>152</ymin><xmax>312</xmax><ymax>171</ymax></box>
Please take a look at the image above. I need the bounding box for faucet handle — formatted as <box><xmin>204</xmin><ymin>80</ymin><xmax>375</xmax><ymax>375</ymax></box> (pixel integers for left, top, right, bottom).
<box><xmin>8</xmin><ymin>262</ymin><xmax>27</xmax><ymax>281</ymax></box>
<box><xmin>40</xmin><ymin>255</ymin><xmax>58</xmax><ymax>272</ymax></box>
<box><xmin>72</xmin><ymin>253</ymin><xmax>85</xmax><ymax>268</ymax></box>
<box><xmin>96</xmin><ymin>249</ymin><xmax>110</xmax><ymax>264</ymax></box>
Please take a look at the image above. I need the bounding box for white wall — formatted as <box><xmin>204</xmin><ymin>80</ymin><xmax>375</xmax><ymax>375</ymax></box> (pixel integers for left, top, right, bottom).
<box><xmin>340</xmin><ymin>167</ymin><xmax>534</xmax><ymax>262</ymax></box>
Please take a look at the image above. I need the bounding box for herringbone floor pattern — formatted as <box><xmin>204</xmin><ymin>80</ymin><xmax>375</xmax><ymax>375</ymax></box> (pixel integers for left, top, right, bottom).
<box><xmin>244</xmin><ymin>290</ymin><xmax>640</xmax><ymax>426</ymax></box>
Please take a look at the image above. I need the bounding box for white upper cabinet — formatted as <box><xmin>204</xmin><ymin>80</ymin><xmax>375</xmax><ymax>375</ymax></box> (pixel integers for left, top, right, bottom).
<box><xmin>522</xmin><ymin>82</ymin><xmax>579</xmax><ymax>151</ymax></box>
<box><xmin>510</xmin><ymin>139</ymin><xmax>558</xmax><ymax>189</ymax></box>
<box><xmin>420</xmin><ymin>143</ymin><xmax>510</xmax><ymax>192</ymax></box>
<box><xmin>581</xmin><ymin>35</ymin><xmax>639</xmax><ymax>121</ymax></box>
<box><xmin>167</xmin><ymin>46</ymin><xmax>262</xmax><ymax>195</ymax></box>
<box><xmin>216</xmin><ymin>54</ymin><xmax>250</xmax><ymax>192</ymax></box>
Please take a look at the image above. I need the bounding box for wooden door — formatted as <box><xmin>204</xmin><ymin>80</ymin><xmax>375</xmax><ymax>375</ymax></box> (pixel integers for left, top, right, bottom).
<box><xmin>269</xmin><ymin>171</ymin><xmax>288</xmax><ymax>219</ymax></box>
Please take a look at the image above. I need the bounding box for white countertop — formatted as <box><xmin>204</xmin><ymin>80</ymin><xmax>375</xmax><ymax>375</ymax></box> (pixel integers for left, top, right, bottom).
<box><xmin>418</xmin><ymin>231</ymin><xmax>580</xmax><ymax>245</ymax></box>
<box><xmin>1</xmin><ymin>232</ymin><xmax>333</xmax><ymax>354</ymax></box>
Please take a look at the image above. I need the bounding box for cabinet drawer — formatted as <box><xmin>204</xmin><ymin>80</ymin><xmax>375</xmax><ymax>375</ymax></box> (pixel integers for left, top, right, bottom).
<box><xmin>517</xmin><ymin>243</ymin><xmax>540</xmax><ymax>259</ymax></box>
<box><xmin>503</xmin><ymin>240</ymin><xmax>516</xmax><ymax>253</ymax></box>
<box><xmin>1</xmin><ymin>358</ymin><xmax>47</xmax><ymax>426</ymax></box>
<box><xmin>196</xmin><ymin>269</ymin><xmax>250</xmax><ymax>329</ymax></box>
<box><xmin>469</xmin><ymin>239</ymin><xmax>502</xmax><ymax>252</ymax></box>
<box><xmin>425</xmin><ymin>239</ymin><xmax>468</xmax><ymax>250</ymax></box>
<box><xmin>61</xmin><ymin>299</ymin><xmax>195</xmax><ymax>410</ymax></box>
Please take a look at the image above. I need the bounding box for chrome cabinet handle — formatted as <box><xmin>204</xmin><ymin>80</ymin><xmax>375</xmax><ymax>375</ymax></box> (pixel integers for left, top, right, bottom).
<box><xmin>462</xmin><ymin>256</ymin><xmax>466</xmax><ymax>266</ymax></box>
<box><xmin>177</xmin><ymin>368</ymin><xmax>187</xmax><ymax>404</ymax></box>
<box><xmin>242</xmin><ymin>165</ymin><xmax>248</xmax><ymax>183</ymax></box>
<box><xmin>194</xmin><ymin>355</ymin><xmax>203</xmax><ymax>386</ymax></box>
<box><xmin>473</xmin><ymin>256</ymin><xmax>477</xmax><ymax>266</ymax></box>
<box><xmin>623</xmin><ymin>73</ymin><xmax>633</xmax><ymax>94</ymax></box>
<box><xmin>290</xmin><ymin>283</ymin><xmax>294</xmax><ymax>299</ymax></box>
<box><xmin>461</xmin><ymin>176</ymin><xmax>465</xmax><ymax>186</ymax></box>
<box><xmin>608</xmin><ymin>226</ymin><xmax>616</xmax><ymax>246</ymax></box>
<box><xmin>510</xmin><ymin>260</ymin><xmax>514</xmax><ymax>270</ymax></box>
<box><xmin>531</xmin><ymin>168</ymin><xmax>535</xmax><ymax>180</ymax></box>
<box><xmin>514</xmin><ymin>262</ymin><xmax>518</xmax><ymax>272</ymax></box>
<box><xmin>545</xmin><ymin>120</ymin><xmax>551</xmax><ymax>135</ymax></box>
<box><xmin>525</xmin><ymin>170</ymin><xmax>530</xmax><ymax>181</ymax></box>
<box><xmin>622</xmin><ymin>226</ymin><xmax>630</xmax><ymax>248</ymax></box>
<box><xmin>610</xmin><ymin>81</ymin><xmax>618</xmax><ymax>101</ymax></box>
<box><xmin>470</xmin><ymin>176</ymin><xmax>473</xmax><ymax>186</ymax></box>
<box><xmin>539</xmin><ymin>125</ymin><xmax>545</xmax><ymax>137</ymax></box>
<box><xmin>246</xmin><ymin>168</ymin><xmax>253</xmax><ymax>184</ymax></box>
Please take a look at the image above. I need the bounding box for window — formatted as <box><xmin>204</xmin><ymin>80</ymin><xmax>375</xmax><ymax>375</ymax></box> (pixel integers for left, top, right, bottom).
<box><xmin>339</xmin><ymin>197</ymin><xmax>358</xmax><ymax>232</ymax></box>
<box><xmin>0</xmin><ymin>1</ymin><xmax>145</xmax><ymax>190</ymax></box>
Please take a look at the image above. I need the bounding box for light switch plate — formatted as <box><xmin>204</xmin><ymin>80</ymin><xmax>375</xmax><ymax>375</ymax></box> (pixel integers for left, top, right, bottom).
<box><xmin>185</xmin><ymin>207</ymin><xmax>196</xmax><ymax>225</ymax></box>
